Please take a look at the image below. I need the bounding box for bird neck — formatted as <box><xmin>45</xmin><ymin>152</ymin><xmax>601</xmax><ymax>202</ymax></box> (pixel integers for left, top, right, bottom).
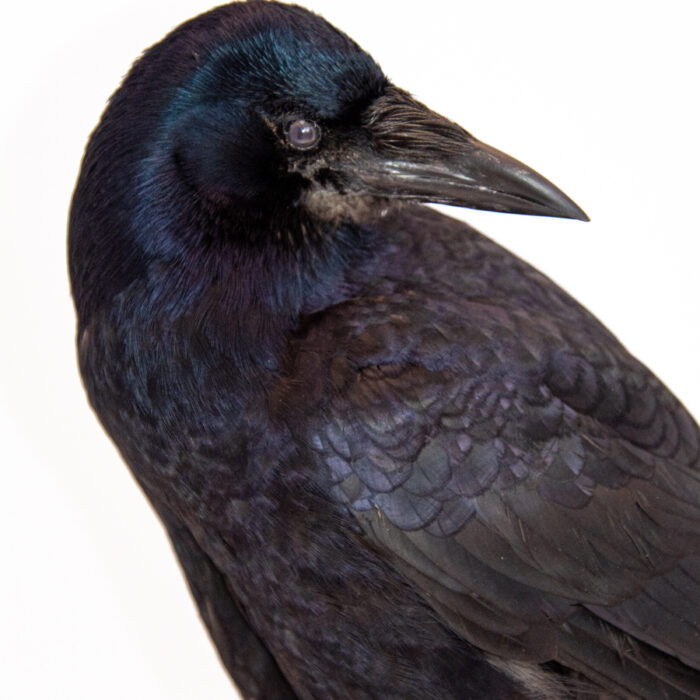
<box><xmin>128</xmin><ymin>206</ymin><xmax>378</xmax><ymax>372</ymax></box>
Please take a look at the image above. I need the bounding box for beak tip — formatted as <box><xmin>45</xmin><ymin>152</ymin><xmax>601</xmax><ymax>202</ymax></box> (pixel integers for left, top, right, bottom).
<box><xmin>538</xmin><ymin>183</ymin><xmax>589</xmax><ymax>222</ymax></box>
<box><xmin>567</xmin><ymin>203</ymin><xmax>590</xmax><ymax>222</ymax></box>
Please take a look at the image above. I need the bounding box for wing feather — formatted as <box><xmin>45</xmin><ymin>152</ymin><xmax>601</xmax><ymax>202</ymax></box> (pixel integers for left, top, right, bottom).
<box><xmin>297</xmin><ymin>297</ymin><xmax>700</xmax><ymax>694</ymax></box>
<box><xmin>280</xmin><ymin>208</ymin><xmax>700</xmax><ymax>695</ymax></box>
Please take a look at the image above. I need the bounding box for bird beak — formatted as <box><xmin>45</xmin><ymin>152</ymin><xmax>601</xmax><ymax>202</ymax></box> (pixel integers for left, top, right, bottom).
<box><xmin>342</xmin><ymin>86</ymin><xmax>588</xmax><ymax>221</ymax></box>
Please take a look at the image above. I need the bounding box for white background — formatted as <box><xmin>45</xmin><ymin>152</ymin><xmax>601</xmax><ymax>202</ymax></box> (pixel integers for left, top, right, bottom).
<box><xmin>1</xmin><ymin>1</ymin><xmax>698</xmax><ymax>698</ymax></box>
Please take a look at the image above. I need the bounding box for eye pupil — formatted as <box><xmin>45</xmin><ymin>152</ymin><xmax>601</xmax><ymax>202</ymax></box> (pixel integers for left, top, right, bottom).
<box><xmin>287</xmin><ymin>119</ymin><xmax>320</xmax><ymax>149</ymax></box>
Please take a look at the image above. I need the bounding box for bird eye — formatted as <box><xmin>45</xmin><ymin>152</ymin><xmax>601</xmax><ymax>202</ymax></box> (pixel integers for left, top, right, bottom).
<box><xmin>286</xmin><ymin>119</ymin><xmax>321</xmax><ymax>150</ymax></box>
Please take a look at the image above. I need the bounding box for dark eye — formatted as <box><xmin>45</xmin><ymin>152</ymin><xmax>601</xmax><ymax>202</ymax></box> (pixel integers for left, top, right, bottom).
<box><xmin>286</xmin><ymin>119</ymin><xmax>321</xmax><ymax>150</ymax></box>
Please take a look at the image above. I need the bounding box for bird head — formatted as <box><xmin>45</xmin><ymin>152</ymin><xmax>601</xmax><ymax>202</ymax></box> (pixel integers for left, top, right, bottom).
<box><xmin>70</xmin><ymin>1</ymin><xmax>586</xmax><ymax>321</ymax></box>
<box><xmin>144</xmin><ymin>2</ymin><xmax>586</xmax><ymax>238</ymax></box>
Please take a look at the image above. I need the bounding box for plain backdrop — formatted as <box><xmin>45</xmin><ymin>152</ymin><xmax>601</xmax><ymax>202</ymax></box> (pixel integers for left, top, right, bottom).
<box><xmin>1</xmin><ymin>1</ymin><xmax>698</xmax><ymax>698</ymax></box>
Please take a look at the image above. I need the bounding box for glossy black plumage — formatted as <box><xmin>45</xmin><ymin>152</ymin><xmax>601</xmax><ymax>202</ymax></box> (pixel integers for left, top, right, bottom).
<box><xmin>69</xmin><ymin>2</ymin><xmax>700</xmax><ymax>698</ymax></box>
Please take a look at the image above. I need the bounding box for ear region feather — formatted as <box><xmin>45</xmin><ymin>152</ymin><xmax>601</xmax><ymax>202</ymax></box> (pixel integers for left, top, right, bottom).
<box><xmin>172</xmin><ymin>102</ymin><xmax>281</xmax><ymax>204</ymax></box>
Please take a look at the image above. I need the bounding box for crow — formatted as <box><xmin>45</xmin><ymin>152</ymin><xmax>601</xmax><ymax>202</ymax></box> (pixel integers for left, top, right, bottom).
<box><xmin>69</xmin><ymin>2</ymin><xmax>700</xmax><ymax>698</ymax></box>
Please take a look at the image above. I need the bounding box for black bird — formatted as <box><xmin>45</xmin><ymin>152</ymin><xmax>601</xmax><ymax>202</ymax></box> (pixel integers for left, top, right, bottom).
<box><xmin>69</xmin><ymin>2</ymin><xmax>700</xmax><ymax>698</ymax></box>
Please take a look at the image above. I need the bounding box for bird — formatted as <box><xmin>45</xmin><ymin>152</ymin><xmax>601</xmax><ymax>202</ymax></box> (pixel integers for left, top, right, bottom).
<box><xmin>68</xmin><ymin>1</ymin><xmax>700</xmax><ymax>698</ymax></box>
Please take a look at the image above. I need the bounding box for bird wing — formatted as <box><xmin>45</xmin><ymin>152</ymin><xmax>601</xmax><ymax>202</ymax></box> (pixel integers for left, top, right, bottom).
<box><xmin>157</xmin><ymin>505</ymin><xmax>299</xmax><ymax>700</ymax></box>
<box><xmin>282</xmin><ymin>219</ymin><xmax>700</xmax><ymax>697</ymax></box>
